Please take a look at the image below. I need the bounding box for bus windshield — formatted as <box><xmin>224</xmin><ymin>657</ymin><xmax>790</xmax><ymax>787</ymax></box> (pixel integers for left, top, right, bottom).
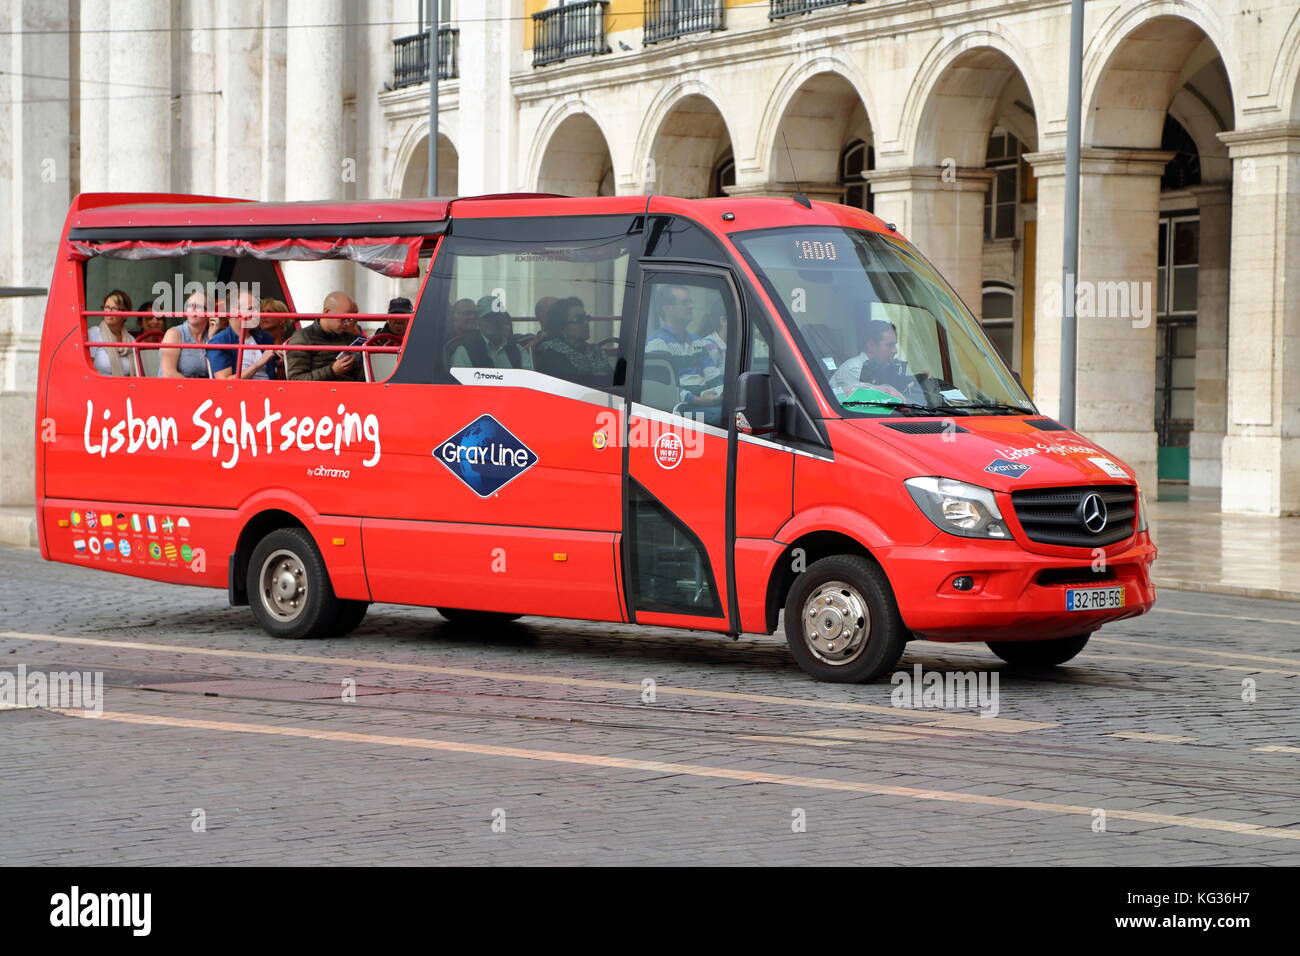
<box><xmin>732</xmin><ymin>226</ymin><xmax>1033</xmax><ymax>417</ymax></box>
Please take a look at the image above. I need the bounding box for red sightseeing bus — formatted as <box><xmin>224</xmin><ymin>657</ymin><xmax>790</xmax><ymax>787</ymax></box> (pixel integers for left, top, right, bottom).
<box><xmin>35</xmin><ymin>191</ymin><xmax>1156</xmax><ymax>682</ymax></box>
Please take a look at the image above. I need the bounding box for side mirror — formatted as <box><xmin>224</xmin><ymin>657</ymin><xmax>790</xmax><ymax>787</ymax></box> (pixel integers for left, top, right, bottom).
<box><xmin>736</xmin><ymin>371</ymin><xmax>775</xmax><ymax>435</ymax></box>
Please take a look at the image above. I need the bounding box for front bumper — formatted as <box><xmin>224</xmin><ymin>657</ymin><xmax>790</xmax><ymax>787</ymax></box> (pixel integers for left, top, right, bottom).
<box><xmin>876</xmin><ymin>532</ymin><xmax>1157</xmax><ymax>642</ymax></box>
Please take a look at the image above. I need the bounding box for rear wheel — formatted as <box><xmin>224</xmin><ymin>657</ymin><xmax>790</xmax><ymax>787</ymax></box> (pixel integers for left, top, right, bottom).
<box><xmin>987</xmin><ymin>633</ymin><xmax>1091</xmax><ymax>667</ymax></box>
<box><xmin>783</xmin><ymin>555</ymin><xmax>907</xmax><ymax>683</ymax></box>
<box><xmin>436</xmin><ymin>608</ymin><xmax>523</xmax><ymax>628</ymax></box>
<box><xmin>247</xmin><ymin>527</ymin><xmax>350</xmax><ymax>640</ymax></box>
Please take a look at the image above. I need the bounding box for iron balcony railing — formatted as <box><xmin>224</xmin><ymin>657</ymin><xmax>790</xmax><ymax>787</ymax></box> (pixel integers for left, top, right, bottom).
<box><xmin>533</xmin><ymin>1</ymin><xmax>610</xmax><ymax>67</ymax></box>
<box><xmin>644</xmin><ymin>0</ymin><xmax>725</xmax><ymax>44</ymax></box>
<box><xmin>392</xmin><ymin>27</ymin><xmax>459</xmax><ymax>88</ymax></box>
<box><xmin>769</xmin><ymin>0</ymin><xmax>865</xmax><ymax>19</ymax></box>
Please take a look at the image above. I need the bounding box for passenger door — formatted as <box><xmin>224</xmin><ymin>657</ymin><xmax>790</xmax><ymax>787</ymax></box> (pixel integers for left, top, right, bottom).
<box><xmin>362</xmin><ymin>214</ymin><xmax>638</xmax><ymax>621</ymax></box>
<box><xmin>624</xmin><ymin>266</ymin><xmax>740</xmax><ymax>632</ymax></box>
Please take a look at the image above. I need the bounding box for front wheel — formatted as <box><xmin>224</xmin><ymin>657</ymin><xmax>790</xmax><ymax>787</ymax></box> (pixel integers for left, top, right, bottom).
<box><xmin>783</xmin><ymin>555</ymin><xmax>908</xmax><ymax>683</ymax></box>
<box><xmin>987</xmin><ymin>633</ymin><xmax>1091</xmax><ymax>667</ymax></box>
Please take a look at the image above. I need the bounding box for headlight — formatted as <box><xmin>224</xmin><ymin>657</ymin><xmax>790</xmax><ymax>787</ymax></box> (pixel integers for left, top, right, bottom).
<box><xmin>905</xmin><ymin>476</ymin><xmax>1010</xmax><ymax>539</ymax></box>
<box><xmin>1136</xmin><ymin>488</ymin><xmax>1148</xmax><ymax>533</ymax></box>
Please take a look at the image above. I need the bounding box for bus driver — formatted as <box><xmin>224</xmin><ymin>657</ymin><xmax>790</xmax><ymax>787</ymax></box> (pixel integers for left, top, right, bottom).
<box><xmin>829</xmin><ymin>319</ymin><xmax>920</xmax><ymax>401</ymax></box>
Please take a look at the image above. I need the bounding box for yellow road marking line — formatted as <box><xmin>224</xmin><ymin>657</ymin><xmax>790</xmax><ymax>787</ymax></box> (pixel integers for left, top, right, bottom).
<box><xmin>1255</xmin><ymin>745</ymin><xmax>1300</xmax><ymax>754</ymax></box>
<box><xmin>1096</xmin><ymin>653</ymin><xmax>1300</xmax><ymax>677</ymax></box>
<box><xmin>49</xmin><ymin>706</ymin><xmax>1300</xmax><ymax>843</ymax></box>
<box><xmin>1106</xmin><ymin>732</ymin><xmax>1199</xmax><ymax>744</ymax></box>
<box><xmin>739</xmin><ymin>735</ymin><xmax>844</xmax><ymax>746</ymax></box>
<box><xmin>794</xmin><ymin>728</ymin><xmax>934</xmax><ymax>741</ymax></box>
<box><xmin>1155</xmin><ymin>608</ymin><xmax>1300</xmax><ymax>628</ymax></box>
<box><xmin>1095</xmin><ymin>636</ymin><xmax>1300</xmax><ymax>668</ymax></box>
<box><xmin>0</xmin><ymin>630</ymin><xmax>1056</xmax><ymax>732</ymax></box>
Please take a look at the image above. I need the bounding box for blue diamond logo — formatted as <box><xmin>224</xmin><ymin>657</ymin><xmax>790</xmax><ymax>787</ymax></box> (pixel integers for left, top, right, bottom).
<box><xmin>434</xmin><ymin>414</ymin><xmax>539</xmax><ymax>497</ymax></box>
<box><xmin>984</xmin><ymin>457</ymin><xmax>1030</xmax><ymax>479</ymax></box>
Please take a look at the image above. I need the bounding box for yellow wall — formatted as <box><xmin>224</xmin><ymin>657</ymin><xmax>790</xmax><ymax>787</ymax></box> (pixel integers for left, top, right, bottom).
<box><xmin>524</xmin><ymin>0</ymin><xmax>765</xmax><ymax>50</ymax></box>
<box><xmin>1020</xmin><ymin>218</ymin><xmax>1036</xmax><ymax>396</ymax></box>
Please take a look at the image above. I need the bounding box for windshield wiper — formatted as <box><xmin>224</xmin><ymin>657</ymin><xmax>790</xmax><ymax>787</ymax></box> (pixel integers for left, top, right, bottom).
<box><xmin>945</xmin><ymin>402</ymin><xmax>1037</xmax><ymax>416</ymax></box>
<box><xmin>841</xmin><ymin>400</ymin><xmax>966</xmax><ymax>417</ymax></box>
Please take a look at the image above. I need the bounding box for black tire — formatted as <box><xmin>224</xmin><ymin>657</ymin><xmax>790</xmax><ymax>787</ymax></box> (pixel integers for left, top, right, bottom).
<box><xmin>436</xmin><ymin>608</ymin><xmax>523</xmax><ymax>628</ymax></box>
<box><xmin>330</xmin><ymin>599</ymin><xmax>370</xmax><ymax>637</ymax></box>
<box><xmin>247</xmin><ymin>527</ymin><xmax>347</xmax><ymax>640</ymax></box>
<box><xmin>783</xmin><ymin>554</ymin><xmax>908</xmax><ymax>683</ymax></box>
<box><xmin>987</xmin><ymin>633</ymin><xmax>1091</xmax><ymax>667</ymax></box>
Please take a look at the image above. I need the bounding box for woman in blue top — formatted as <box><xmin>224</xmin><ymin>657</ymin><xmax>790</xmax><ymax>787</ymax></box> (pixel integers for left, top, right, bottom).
<box><xmin>159</xmin><ymin>290</ymin><xmax>212</xmax><ymax>378</ymax></box>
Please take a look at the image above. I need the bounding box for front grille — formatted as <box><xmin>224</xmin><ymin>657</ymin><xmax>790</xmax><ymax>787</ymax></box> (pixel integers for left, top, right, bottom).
<box><xmin>1011</xmin><ymin>485</ymin><xmax>1137</xmax><ymax>547</ymax></box>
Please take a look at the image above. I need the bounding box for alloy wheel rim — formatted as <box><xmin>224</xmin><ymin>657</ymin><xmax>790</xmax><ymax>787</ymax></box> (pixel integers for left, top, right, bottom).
<box><xmin>260</xmin><ymin>549</ymin><xmax>307</xmax><ymax>622</ymax></box>
<box><xmin>802</xmin><ymin>580</ymin><xmax>871</xmax><ymax>665</ymax></box>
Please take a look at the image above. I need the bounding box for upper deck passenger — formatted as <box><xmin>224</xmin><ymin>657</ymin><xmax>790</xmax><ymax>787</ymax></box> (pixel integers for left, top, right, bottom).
<box><xmin>284</xmin><ymin>291</ymin><xmax>364</xmax><ymax>382</ymax></box>
<box><xmin>159</xmin><ymin>290</ymin><xmax>212</xmax><ymax>378</ymax></box>
<box><xmin>86</xmin><ymin>290</ymin><xmax>136</xmax><ymax>377</ymax></box>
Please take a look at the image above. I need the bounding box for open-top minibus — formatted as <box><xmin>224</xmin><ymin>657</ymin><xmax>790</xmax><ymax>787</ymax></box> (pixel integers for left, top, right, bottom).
<box><xmin>36</xmin><ymin>191</ymin><xmax>1156</xmax><ymax>682</ymax></box>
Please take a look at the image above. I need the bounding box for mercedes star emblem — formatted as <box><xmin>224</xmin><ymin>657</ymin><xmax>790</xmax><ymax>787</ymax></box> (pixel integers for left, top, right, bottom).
<box><xmin>1079</xmin><ymin>493</ymin><xmax>1108</xmax><ymax>534</ymax></box>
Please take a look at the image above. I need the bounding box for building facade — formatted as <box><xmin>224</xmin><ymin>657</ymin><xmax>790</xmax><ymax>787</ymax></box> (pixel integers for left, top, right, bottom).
<box><xmin>2</xmin><ymin>0</ymin><xmax>1299</xmax><ymax>516</ymax></box>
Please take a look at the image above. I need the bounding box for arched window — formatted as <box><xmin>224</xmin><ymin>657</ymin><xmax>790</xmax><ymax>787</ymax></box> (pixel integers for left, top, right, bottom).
<box><xmin>984</xmin><ymin>128</ymin><xmax>1021</xmax><ymax>240</ymax></box>
<box><xmin>981</xmin><ymin>282</ymin><xmax>1016</xmax><ymax>369</ymax></box>
<box><xmin>840</xmin><ymin>139</ymin><xmax>873</xmax><ymax>212</ymax></box>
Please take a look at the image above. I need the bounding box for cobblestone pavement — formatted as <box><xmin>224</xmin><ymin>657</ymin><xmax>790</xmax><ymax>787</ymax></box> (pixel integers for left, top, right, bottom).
<box><xmin>2</xmin><ymin>544</ymin><xmax>1299</xmax><ymax>866</ymax></box>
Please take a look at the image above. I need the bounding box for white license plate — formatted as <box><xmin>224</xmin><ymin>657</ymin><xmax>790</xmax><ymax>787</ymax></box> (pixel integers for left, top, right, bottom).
<box><xmin>1066</xmin><ymin>587</ymin><xmax>1125</xmax><ymax>611</ymax></box>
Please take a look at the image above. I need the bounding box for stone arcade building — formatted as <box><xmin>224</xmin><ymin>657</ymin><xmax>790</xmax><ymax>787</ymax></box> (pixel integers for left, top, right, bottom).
<box><xmin>2</xmin><ymin>0</ymin><xmax>1298</xmax><ymax>537</ymax></box>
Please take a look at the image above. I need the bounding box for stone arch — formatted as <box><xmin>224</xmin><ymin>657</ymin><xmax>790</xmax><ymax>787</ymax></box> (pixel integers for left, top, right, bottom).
<box><xmin>399</xmin><ymin>133</ymin><xmax>459</xmax><ymax>198</ymax></box>
<box><xmin>753</xmin><ymin>55</ymin><xmax>878</xmax><ymax>178</ymax></box>
<box><xmin>1272</xmin><ymin>6</ymin><xmax>1300</xmax><ymax>121</ymax></box>
<box><xmin>535</xmin><ymin>112</ymin><xmax>616</xmax><ymax>196</ymax></box>
<box><xmin>640</xmin><ymin>91</ymin><xmax>736</xmax><ymax>198</ymax></box>
<box><xmin>633</xmin><ymin>80</ymin><xmax>738</xmax><ymax>196</ymax></box>
<box><xmin>1082</xmin><ymin>3</ymin><xmax>1236</xmax><ymax>147</ymax></box>
<box><xmin>525</xmin><ymin>97</ymin><xmax>620</xmax><ymax>195</ymax></box>
<box><xmin>393</xmin><ymin>119</ymin><xmax>459</xmax><ymax>198</ymax></box>
<box><xmin>762</xmin><ymin>68</ymin><xmax>874</xmax><ymax>197</ymax></box>
<box><xmin>900</xmin><ymin>27</ymin><xmax>1047</xmax><ymax>165</ymax></box>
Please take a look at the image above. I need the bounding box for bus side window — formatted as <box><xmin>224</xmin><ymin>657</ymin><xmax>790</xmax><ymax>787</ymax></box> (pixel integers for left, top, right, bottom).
<box><xmin>637</xmin><ymin>275</ymin><xmax>731</xmax><ymax>426</ymax></box>
<box><xmin>747</xmin><ymin>315</ymin><xmax>772</xmax><ymax>375</ymax></box>
<box><xmin>433</xmin><ymin>217</ymin><xmax>639</xmax><ymax>390</ymax></box>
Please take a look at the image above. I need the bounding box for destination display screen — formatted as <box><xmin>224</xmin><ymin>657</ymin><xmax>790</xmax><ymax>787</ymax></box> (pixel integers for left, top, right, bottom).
<box><xmin>792</xmin><ymin>238</ymin><xmax>841</xmax><ymax>262</ymax></box>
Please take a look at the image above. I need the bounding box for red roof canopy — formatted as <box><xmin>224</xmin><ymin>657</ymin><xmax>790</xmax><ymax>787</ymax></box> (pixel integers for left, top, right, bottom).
<box><xmin>69</xmin><ymin>194</ymin><xmax>453</xmax><ymax>231</ymax></box>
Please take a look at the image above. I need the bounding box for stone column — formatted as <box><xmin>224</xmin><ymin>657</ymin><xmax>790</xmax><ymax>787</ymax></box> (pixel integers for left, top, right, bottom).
<box><xmin>862</xmin><ymin>166</ymin><xmax>994</xmax><ymax>320</ymax></box>
<box><xmin>1025</xmin><ymin>148</ymin><xmax>1171</xmax><ymax>495</ymax></box>
<box><xmin>1186</xmin><ymin>183</ymin><xmax>1230</xmax><ymax>489</ymax></box>
<box><xmin>175</xmin><ymin>0</ymin><xmax>216</xmax><ymax>194</ymax></box>
<box><xmin>459</xmin><ymin>0</ymin><xmax>508</xmax><ymax>196</ymax></box>
<box><xmin>283</xmin><ymin>0</ymin><xmax>345</xmax><ymax>313</ymax></box>
<box><xmin>0</xmin><ymin>0</ymin><xmax>72</xmax><ymax>538</ymax></box>
<box><xmin>1218</xmin><ymin>126</ymin><xmax>1300</xmax><ymax>515</ymax></box>
<box><xmin>261</xmin><ymin>0</ymin><xmax>288</xmax><ymax>201</ymax></box>
<box><xmin>77</xmin><ymin>0</ymin><xmax>110</xmax><ymax>192</ymax></box>
<box><xmin>106</xmin><ymin>0</ymin><xmax>170</xmax><ymax>191</ymax></box>
<box><xmin>215</xmin><ymin>0</ymin><xmax>263</xmax><ymax>199</ymax></box>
